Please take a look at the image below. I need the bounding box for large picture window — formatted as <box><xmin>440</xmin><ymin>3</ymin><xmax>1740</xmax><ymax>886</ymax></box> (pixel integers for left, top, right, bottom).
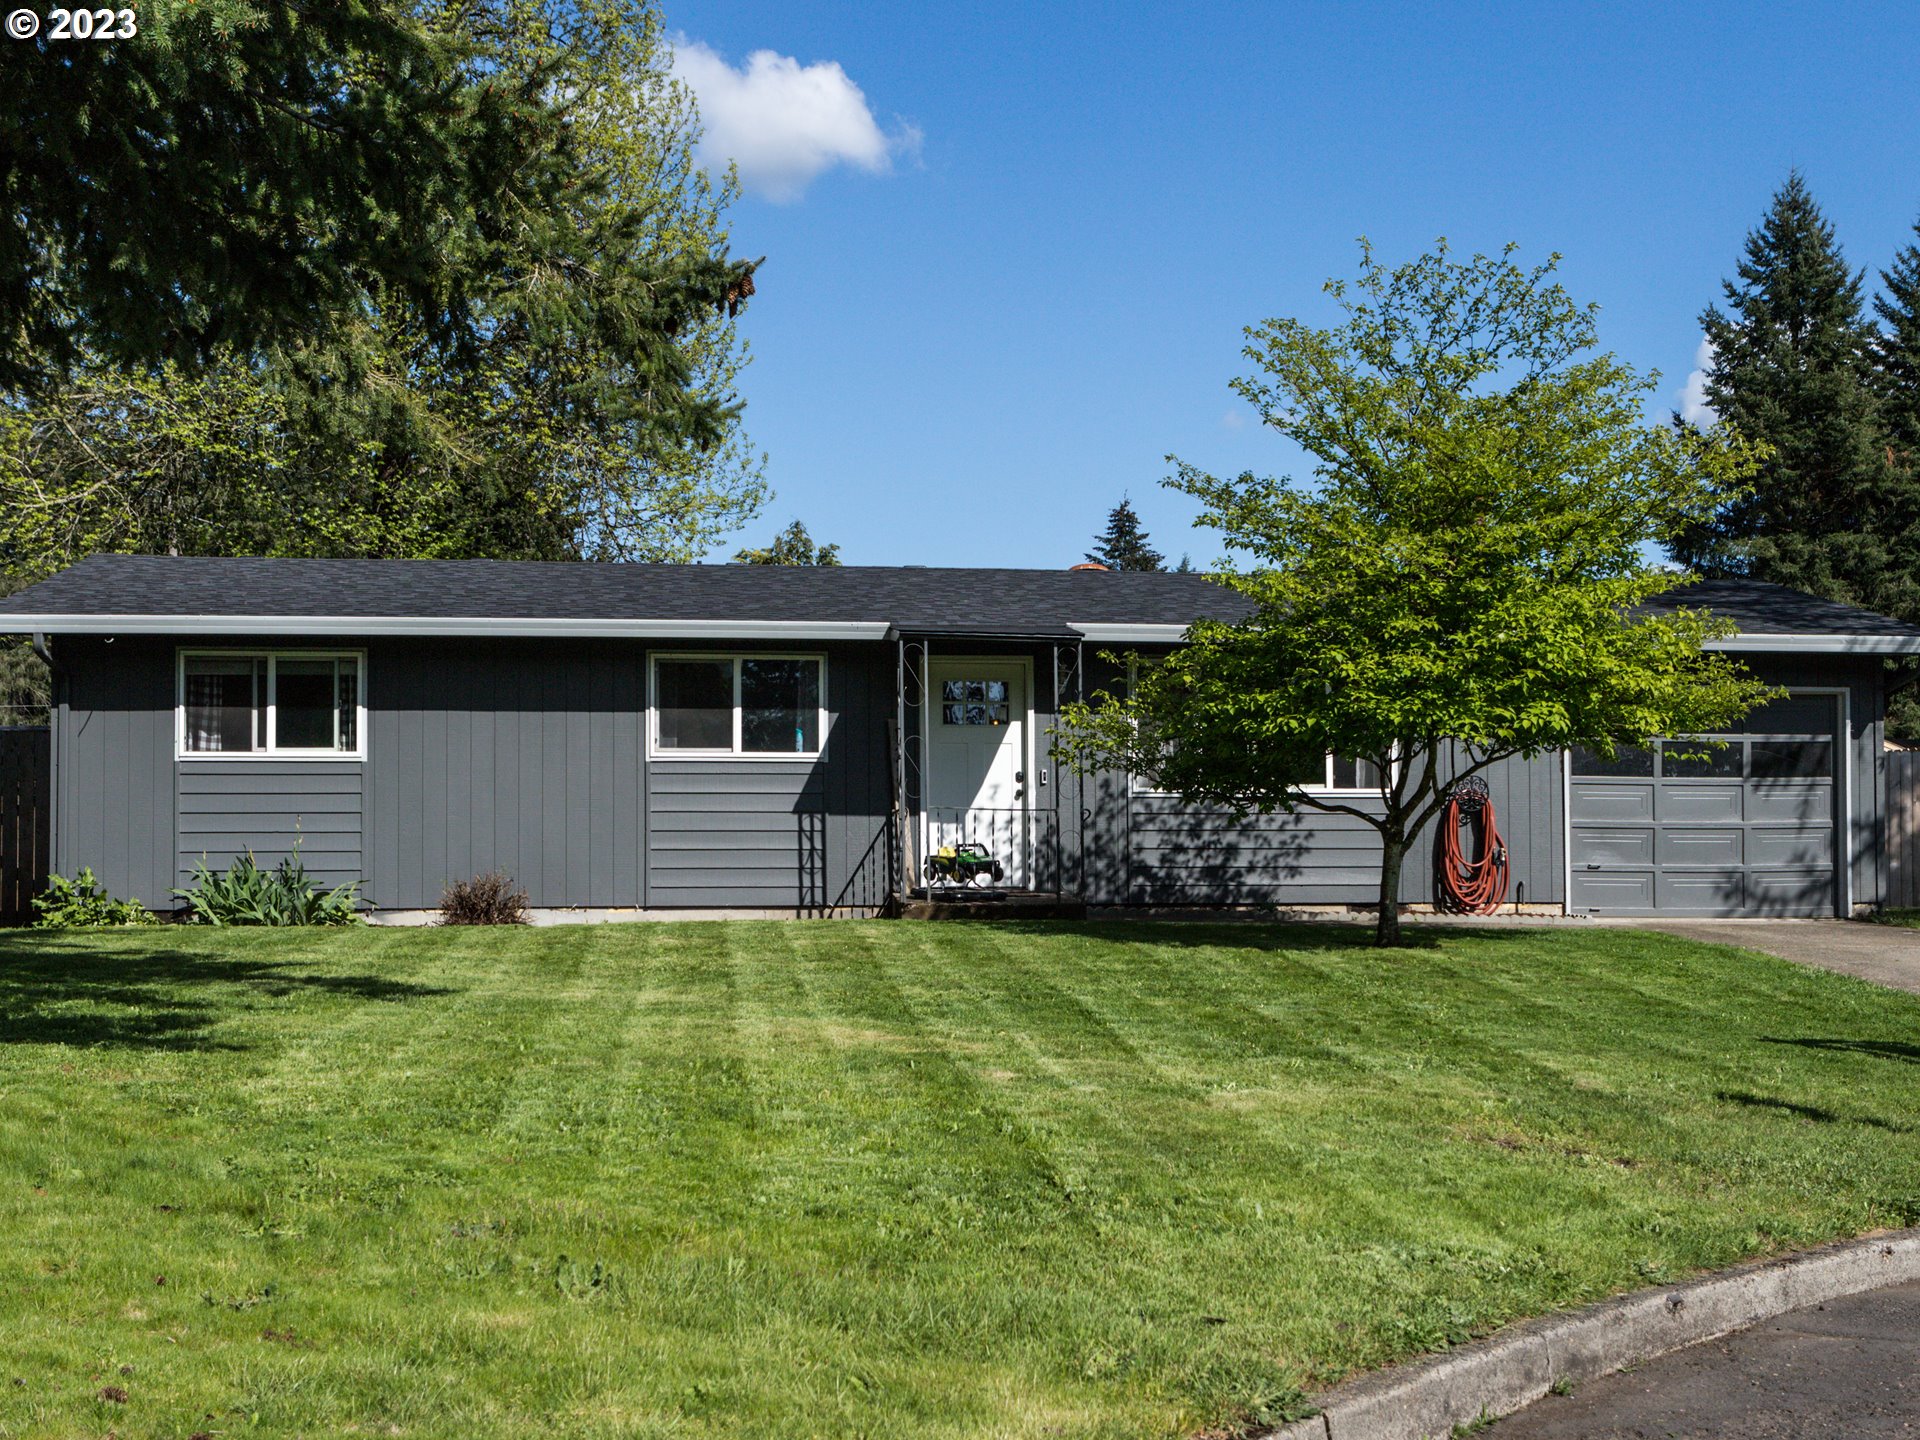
<box><xmin>651</xmin><ymin>654</ymin><xmax>824</xmax><ymax>757</ymax></box>
<box><xmin>179</xmin><ymin>651</ymin><xmax>363</xmax><ymax>756</ymax></box>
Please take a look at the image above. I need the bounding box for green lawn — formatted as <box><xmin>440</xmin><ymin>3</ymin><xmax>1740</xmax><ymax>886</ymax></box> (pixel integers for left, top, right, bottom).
<box><xmin>1</xmin><ymin>921</ymin><xmax>1918</xmax><ymax>1439</ymax></box>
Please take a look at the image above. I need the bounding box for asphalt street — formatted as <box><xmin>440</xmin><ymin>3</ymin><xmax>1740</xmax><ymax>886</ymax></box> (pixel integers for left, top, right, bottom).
<box><xmin>1491</xmin><ymin>1279</ymin><xmax>1920</xmax><ymax>1438</ymax></box>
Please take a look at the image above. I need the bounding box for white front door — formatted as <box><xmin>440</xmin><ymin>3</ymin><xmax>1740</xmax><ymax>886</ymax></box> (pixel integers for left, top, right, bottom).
<box><xmin>925</xmin><ymin>659</ymin><xmax>1029</xmax><ymax>886</ymax></box>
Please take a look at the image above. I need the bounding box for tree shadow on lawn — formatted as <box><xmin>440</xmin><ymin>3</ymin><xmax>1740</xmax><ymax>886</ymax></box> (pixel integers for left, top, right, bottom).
<box><xmin>0</xmin><ymin>937</ymin><xmax>455</xmax><ymax>1052</ymax></box>
<box><xmin>1761</xmin><ymin>1037</ymin><xmax>1920</xmax><ymax>1066</ymax></box>
<box><xmin>981</xmin><ymin>919</ymin><xmax>1584</xmax><ymax>954</ymax></box>
<box><xmin>1716</xmin><ymin>1088</ymin><xmax>1911</xmax><ymax>1134</ymax></box>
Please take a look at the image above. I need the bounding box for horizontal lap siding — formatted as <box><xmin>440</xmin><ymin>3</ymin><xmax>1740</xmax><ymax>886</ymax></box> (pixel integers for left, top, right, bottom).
<box><xmin>646</xmin><ymin>765</ymin><xmax>827</xmax><ymax>908</ymax></box>
<box><xmin>1118</xmin><ymin>747</ymin><xmax>1567</xmax><ymax>908</ymax></box>
<box><xmin>176</xmin><ymin>760</ymin><xmax>364</xmax><ymax>894</ymax></box>
<box><xmin>643</xmin><ymin>643</ymin><xmax>892</xmax><ymax>912</ymax></box>
<box><xmin>1129</xmin><ymin>801</ymin><xmax>1383</xmax><ymax>903</ymax></box>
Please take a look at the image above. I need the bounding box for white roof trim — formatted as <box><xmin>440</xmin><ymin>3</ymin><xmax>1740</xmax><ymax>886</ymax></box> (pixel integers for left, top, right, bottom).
<box><xmin>13</xmin><ymin>615</ymin><xmax>1912</xmax><ymax>652</ymax></box>
<box><xmin>1</xmin><ymin>614</ymin><xmax>893</xmax><ymax>641</ymax></box>
<box><xmin>1071</xmin><ymin>623</ymin><xmax>1190</xmax><ymax>643</ymax></box>
<box><xmin>1707</xmin><ymin>633</ymin><xmax>1920</xmax><ymax>654</ymax></box>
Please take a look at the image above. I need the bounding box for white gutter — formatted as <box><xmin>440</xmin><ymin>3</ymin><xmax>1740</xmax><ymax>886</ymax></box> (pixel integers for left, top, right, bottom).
<box><xmin>1071</xmin><ymin>623</ymin><xmax>1190</xmax><ymax>644</ymax></box>
<box><xmin>1078</xmin><ymin>627</ymin><xmax>1920</xmax><ymax>653</ymax></box>
<box><xmin>1707</xmin><ymin>633</ymin><xmax>1920</xmax><ymax>654</ymax></box>
<box><xmin>6</xmin><ymin>615</ymin><xmax>1917</xmax><ymax>653</ymax></box>
<box><xmin>0</xmin><ymin>614</ymin><xmax>893</xmax><ymax>641</ymax></box>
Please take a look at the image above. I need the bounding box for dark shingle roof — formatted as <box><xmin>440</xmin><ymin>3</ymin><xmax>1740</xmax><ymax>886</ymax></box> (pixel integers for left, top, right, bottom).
<box><xmin>5</xmin><ymin>558</ymin><xmax>1916</xmax><ymax>649</ymax></box>
<box><xmin>1637</xmin><ymin>577</ymin><xmax>1920</xmax><ymax>638</ymax></box>
<box><xmin>0</xmin><ymin>554</ymin><xmax>1249</xmax><ymax>635</ymax></box>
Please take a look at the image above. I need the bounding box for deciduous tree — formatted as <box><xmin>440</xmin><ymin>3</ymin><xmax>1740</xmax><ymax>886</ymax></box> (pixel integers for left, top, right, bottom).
<box><xmin>1056</xmin><ymin>243</ymin><xmax>1772</xmax><ymax>946</ymax></box>
<box><xmin>734</xmin><ymin>521</ymin><xmax>842</xmax><ymax>566</ymax></box>
<box><xmin>0</xmin><ymin>0</ymin><xmax>767</xmax><ymax>581</ymax></box>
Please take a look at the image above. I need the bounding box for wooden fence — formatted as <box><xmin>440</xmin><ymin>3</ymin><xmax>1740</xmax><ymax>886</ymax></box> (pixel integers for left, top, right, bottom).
<box><xmin>1888</xmin><ymin>750</ymin><xmax>1920</xmax><ymax>909</ymax></box>
<box><xmin>0</xmin><ymin>727</ymin><xmax>49</xmax><ymax>924</ymax></box>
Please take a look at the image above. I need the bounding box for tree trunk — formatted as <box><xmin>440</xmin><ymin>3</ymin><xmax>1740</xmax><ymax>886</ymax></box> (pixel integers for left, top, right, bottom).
<box><xmin>1375</xmin><ymin>830</ymin><xmax>1406</xmax><ymax>947</ymax></box>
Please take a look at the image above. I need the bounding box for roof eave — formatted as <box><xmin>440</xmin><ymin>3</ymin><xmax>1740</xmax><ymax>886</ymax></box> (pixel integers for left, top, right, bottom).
<box><xmin>0</xmin><ymin>614</ymin><xmax>894</xmax><ymax>641</ymax></box>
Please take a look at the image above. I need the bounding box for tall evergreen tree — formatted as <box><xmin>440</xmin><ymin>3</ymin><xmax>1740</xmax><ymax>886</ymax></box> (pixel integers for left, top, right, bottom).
<box><xmin>1671</xmin><ymin>172</ymin><xmax>1904</xmax><ymax>616</ymax></box>
<box><xmin>0</xmin><ymin>0</ymin><xmax>768</xmax><ymax>577</ymax></box>
<box><xmin>1086</xmin><ymin>498</ymin><xmax>1166</xmax><ymax>571</ymax></box>
<box><xmin>1875</xmin><ymin>219</ymin><xmax>1920</xmax><ymax>460</ymax></box>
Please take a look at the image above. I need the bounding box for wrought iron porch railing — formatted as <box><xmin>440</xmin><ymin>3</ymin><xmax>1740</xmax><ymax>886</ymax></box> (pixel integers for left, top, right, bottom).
<box><xmin>920</xmin><ymin>805</ymin><xmax>1071</xmax><ymax>896</ymax></box>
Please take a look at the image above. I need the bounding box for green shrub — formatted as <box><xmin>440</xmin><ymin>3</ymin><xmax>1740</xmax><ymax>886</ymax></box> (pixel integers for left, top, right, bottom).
<box><xmin>440</xmin><ymin>871</ymin><xmax>529</xmax><ymax>925</ymax></box>
<box><xmin>174</xmin><ymin>852</ymin><xmax>362</xmax><ymax>927</ymax></box>
<box><xmin>31</xmin><ymin>868</ymin><xmax>158</xmax><ymax>928</ymax></box>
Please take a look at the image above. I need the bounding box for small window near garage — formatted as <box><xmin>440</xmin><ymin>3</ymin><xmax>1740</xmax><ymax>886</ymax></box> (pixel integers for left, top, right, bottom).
<box><xmin>1571</xmin><ymin>744</ymin><xmax>1655</xmax><ymax>777</ymax></box>
<box><xmin>1328</xmin><ymin>754</ymin><xmax>1384</xmax><ymax>790</ymax></box>
<box><xmin>1736</xmin><ymin>694</ymin><xmax>1838</xmax><ymax>735</ymax></box>
<box><xmin>1750</xmin><ymin>739</ymin><xmax>1833</xmax><ymax>780</ymax></box>
<box><xmin>180</xmin><ymin>652</ymin><xmax>362</xmax><ymax>756</ymax></box>
<box><xmin>651</xmin><ymin>655</ymin><xmax>825</xmax><ymax>758</ymax></box>
<box><xmin>1659</xmin><ymin>738</ymin><xmax>1743</xmax><ymax>778</ymax></box>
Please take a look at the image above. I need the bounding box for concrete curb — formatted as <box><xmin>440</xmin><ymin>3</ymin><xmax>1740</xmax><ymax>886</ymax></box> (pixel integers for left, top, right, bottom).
<box><xmin>1261</xmin><ymin>1227</ymin><xmax>1920</xmax><ymax>1440</ymax></box>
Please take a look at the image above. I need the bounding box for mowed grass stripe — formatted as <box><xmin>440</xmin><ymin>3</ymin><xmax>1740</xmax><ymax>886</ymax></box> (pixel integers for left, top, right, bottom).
<box><xmin>1</xmin><ymin>921</ymin><xmax>1919</xmax><ymax>1438</ymax></box>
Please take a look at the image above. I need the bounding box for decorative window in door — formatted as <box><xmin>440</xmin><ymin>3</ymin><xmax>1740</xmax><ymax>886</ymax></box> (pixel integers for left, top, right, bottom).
<box><xmin>940</xmin><ymin>679</ymin><xmax>1010</xmax><ymax>726</ymax></box>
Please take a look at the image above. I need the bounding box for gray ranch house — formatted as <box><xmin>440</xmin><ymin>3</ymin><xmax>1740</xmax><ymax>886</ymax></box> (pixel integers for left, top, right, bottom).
<box><xmin>4</xmin><ymin>554</ymin><xmax>1919</xmax><ymax>920</ymax></box>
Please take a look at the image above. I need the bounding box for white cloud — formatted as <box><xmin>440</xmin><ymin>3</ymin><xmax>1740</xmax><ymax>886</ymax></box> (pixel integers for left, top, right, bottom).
<box><xmin>1678</xmin><ymin>337</ymin><xmax>1717</xmax><ymax>426</ymax></box>
<box><xmin>671</xmin><ymin>38</ymin><xmax>920</xmax><ymax>203</ymax></box>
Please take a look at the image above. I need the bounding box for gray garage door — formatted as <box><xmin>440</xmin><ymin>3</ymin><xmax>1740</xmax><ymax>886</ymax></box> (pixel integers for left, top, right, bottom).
<box><xmin>1569</xmin><ymin>693</ymin><xmax>1841</xmax><ymax>916</ymax></box>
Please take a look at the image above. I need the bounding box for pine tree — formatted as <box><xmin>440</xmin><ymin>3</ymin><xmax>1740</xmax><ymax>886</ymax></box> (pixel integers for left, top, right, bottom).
<box><xmin>1875</xmin><ymin>220</ymin><xmax>1920</xmax><ymax>459</ymax></box>
<box><xmin>1086</xmin><ymin>498</ymin><xmax>1166</xmax><ymax>571</ymax></box>
<box><xmin>1671</xmin><ymin>173</ymin><xmax>1901</xmax><ymax>615</ymax></box>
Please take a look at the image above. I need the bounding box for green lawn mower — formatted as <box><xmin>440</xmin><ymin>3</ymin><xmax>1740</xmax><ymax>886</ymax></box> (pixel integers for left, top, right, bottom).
<box><xmin>924</xmin><ymin>842</ymin><xmax>1005</xmax><ymax>888</ymax></box>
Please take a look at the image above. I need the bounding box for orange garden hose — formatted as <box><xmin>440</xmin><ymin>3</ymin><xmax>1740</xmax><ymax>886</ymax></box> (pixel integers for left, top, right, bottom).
<box><xmin>1436</xmin><ymin>780</ymin><xmax>1510</xmax><ymax>914</ymax></box>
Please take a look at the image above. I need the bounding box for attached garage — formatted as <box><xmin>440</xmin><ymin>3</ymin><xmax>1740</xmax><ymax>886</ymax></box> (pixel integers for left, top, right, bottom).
<box><xmin>1569</xmin><ymin>692</ymin><xmax>1844</xmax><ymax>916</ymax></box>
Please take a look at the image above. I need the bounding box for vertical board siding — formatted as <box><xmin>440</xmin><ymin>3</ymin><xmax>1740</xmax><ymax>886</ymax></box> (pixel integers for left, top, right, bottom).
<box><xmin>175</xmin><ymin>759</ymin><xmax>365</xmax><ymax>895</ymax></box>
<box><xmin>55</xmin><ymin>638</ymin><xmax>175</xmax><ymax>907</ymax></box>
<box><xmin>368</xmin><ymin>638</ymin><xmax>649</xmax><ymax>911</ymax></box>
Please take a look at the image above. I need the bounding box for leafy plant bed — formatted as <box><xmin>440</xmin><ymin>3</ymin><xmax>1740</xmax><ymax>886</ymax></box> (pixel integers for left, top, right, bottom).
<box><xmin>0</xmin><ymin>921</ymin><xmax>1915</xmax><ymax>1437</ymax></box>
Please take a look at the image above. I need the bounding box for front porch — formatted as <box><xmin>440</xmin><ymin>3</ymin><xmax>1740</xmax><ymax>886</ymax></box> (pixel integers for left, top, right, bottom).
<box><xmin>888</xmin><ymin>631</ymin><xmax>1092</xmax><ymax>911</ymax></box>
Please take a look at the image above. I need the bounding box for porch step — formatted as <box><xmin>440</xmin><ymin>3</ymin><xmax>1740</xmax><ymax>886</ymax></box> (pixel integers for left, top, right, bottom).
<box><xmin>898</xmin><ymin>891</ymin><xmax>1088</xmax><ymax>922</ymax></box>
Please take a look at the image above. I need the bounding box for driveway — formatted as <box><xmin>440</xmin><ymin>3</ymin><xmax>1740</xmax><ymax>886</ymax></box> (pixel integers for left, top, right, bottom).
<box><xmin>1491</xmin><ymin>1279</ymin><xmax>1920</xmax><ymax>1437</ymax></box>
<box><xmin>1638</xmin><ymin>919</ymin><xmax>1920</xmax><ymax>997</ymax></box>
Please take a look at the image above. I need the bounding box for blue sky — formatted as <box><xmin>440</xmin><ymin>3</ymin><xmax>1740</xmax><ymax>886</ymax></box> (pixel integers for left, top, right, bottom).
<box><xmin>668</xmin><ymin>2</ymin><xmax>1920</xmax><ymax>568</ymax></box>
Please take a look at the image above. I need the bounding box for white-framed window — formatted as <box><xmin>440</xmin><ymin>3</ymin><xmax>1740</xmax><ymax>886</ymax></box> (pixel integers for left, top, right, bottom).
<box><xmin>1309</xmin><ymin>753</ymin><xmax>1390</xmax><ymax>793</ymax></box>
<box><xmin>649</xmin><ymin>653</ymin><xmax>825</xmax><ymax>759</ymax></box>
<box><xmin>177</xmin><ymin>650</ymin><xmax>365</xmax><ymax>758</ymax></box>
<box><xmin>1133</xmin><ymin>749</ymin><xmax>1389</xmax><ymax>795</ymax></box>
